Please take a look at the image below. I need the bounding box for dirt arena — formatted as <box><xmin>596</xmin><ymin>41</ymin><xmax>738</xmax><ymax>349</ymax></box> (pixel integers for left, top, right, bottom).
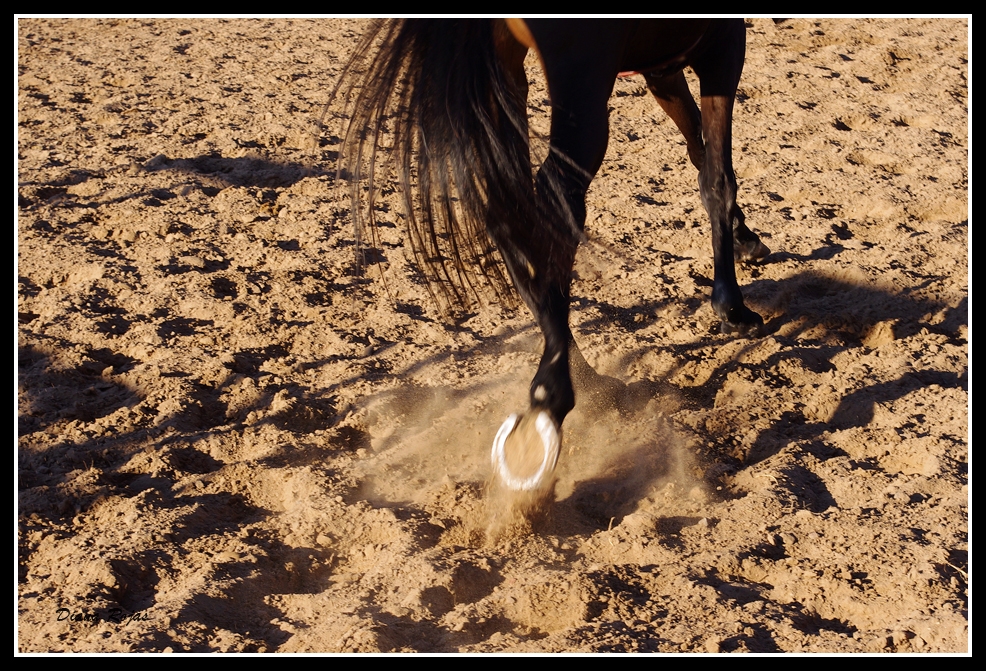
<box><xmin>17</xmin><ymin>18</ymin><xmax>968</xmax><ymax>652</ymax></box>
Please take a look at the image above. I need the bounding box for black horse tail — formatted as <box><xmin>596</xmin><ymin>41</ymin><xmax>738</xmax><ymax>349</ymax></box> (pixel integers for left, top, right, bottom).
<box><xmin>327</xmin><ymin>19</ymin><xmax>561</xmax><ymax>312</ymax></box>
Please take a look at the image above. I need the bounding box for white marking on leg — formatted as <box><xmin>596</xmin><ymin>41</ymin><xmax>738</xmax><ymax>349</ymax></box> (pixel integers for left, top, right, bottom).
<box><xmin>533</xmin><ymin>385</ymin><xmax>547</xmax><ymax>401</ymax></box>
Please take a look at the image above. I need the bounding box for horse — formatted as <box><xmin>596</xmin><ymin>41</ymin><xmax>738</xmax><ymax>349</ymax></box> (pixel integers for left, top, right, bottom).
<box><xmin>327</xmin><ymin>19</ymin><xmax>769</xmax><ymax>493</ymax></box>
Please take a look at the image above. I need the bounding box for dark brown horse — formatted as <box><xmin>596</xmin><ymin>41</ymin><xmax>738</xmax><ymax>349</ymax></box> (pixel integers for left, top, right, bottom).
<box><xmin>329</xmin><ymin>19</ymin><xmax>768</xmax><ymax>492</ymax></box>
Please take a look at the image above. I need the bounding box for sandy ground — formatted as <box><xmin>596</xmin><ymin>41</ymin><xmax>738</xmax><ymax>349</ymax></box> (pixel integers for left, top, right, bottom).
<box><xmin>17</xmin><ymin>18</ymin><xmax>968</xmax><ymax>653</ymax></box>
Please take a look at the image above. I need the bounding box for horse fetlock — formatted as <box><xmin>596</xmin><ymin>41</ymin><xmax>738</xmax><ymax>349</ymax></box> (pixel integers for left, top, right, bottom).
<box><xmin>529</xmin><ymin>386</ymin><xmax>574</xmax><ymax>426</ymax></box>
<box><xmin>531</xmin><ymin>351</ymin><xmax>574</xmax><ymax>422</ymax></box>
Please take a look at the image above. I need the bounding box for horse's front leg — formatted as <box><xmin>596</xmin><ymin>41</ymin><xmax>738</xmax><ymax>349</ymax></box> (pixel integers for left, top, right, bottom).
<box><xmin>697</xmin><ymin>94</ymin><xmax>764</xmax><ymax>335</ymax></box>
<box><xmin>645</xmin><ymin>69</ymin><xmax>769</xmax><ymax>264</ymax></box>
<box><xmin>692</xmin><ymin>20</ymin><xmax>765</xmax><ymax>335</ymax></box>
<box><xmin>729</xmin><ymin>201</ymin><xmax>770</xmax><ymax>263</ymax></box>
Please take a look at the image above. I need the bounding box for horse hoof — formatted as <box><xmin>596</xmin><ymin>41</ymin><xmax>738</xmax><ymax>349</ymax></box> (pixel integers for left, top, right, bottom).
<box><xmin>721</xmin><ymin>318</ymin><xmax>764</xmax><ymax>337</ymax></box>
<box><xmin>720</xmin><ymin>308</ymin><xmax>765</xmax><ymax>337</ymax></box>
<box><xmin>735</xmin><ymin>239</ymin><xmax>770</xmax><ymax>262</ymax></box>
<box><xmin>491</xmin><ymin>411</ymin><xmax>560</xmax><ymax>491</ymax></box>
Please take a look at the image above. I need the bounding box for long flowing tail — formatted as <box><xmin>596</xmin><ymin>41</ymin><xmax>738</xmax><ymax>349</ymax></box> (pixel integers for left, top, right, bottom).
<box><xmin>326</xmin><ymin>19</ymin><xmax>557</xmax><ymax>311</ymax></box>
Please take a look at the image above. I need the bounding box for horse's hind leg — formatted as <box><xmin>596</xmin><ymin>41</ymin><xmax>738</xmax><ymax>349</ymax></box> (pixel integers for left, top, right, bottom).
<box><xmin>645</xmin><ymin>69</ymin><xmax>769</xmax><ymax>263</ymax></box>
<box><xmin>523</xmin><ymin>53</ymin><xmax>616</xmax><ymax>428</ymax></box>
<box><xmin>489</xmin><ymin>29</ymin><xmax>617</xmax><ymax>491</ymax></box>
<box><xmin>494</xmin><ymin>32</ymin><xmax>620</xmax><ymax>414</ymax></box>
<box><xmin>488</xmin><ymin>216</ymin><xmax>580</xmax><ymax>492</ymax></box>
<box><xmin>484</xmin><ymin>26</ymin><xmax>570</xmax><ymax>492</ymax></box>
<box><xmin>644</xmin><ymin>70</ymin><xmax>705</xmax><ymax>171</ymax></box>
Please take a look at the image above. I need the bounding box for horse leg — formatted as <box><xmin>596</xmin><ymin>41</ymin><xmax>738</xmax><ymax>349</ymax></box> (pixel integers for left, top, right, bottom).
<box><xmin>495</xmin><ymin>38</ymin><xmax>625</xmax><ymax>435</ymax></box>
<box><xmin>484</xmin><ymin>25</ymin><xmax>566</xmax><ymax>491</ymax></box>
<box><xmin>489</xmin><ymin>177</ymin><xmax>582</xmax><ymax>491</ymax></box>
<box><xmin>489</xmin><ymin>221</ymin><xmax>580</xmax><ymax>491</ymax></box>
<box><xmin>645</xmin><ymin>69</ymin><xmax>769</xmax><ymax>263</ymax></box>
<box><xmin>644</xmin><ymin>70</ymin><xmax>705</xmax><ymax>171</ymax></box>
<box><xmin>495</xmin><ymin>22</ymin><xmax>576</xmax><ymax>415</ymax></box>
<box><xmin>526</xmin><ymin>55</ymin><xmax>617</xmax><ymax>424</ymax></box>
<box><xmin>690</xmin><ymin>21</ymin><xmax>765</xmax><ymax>334</ymax></box>
<box><xmin>490</xmin><ymin>32</ymin><xmax>617</xmax><ymax>490</ymax></box>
